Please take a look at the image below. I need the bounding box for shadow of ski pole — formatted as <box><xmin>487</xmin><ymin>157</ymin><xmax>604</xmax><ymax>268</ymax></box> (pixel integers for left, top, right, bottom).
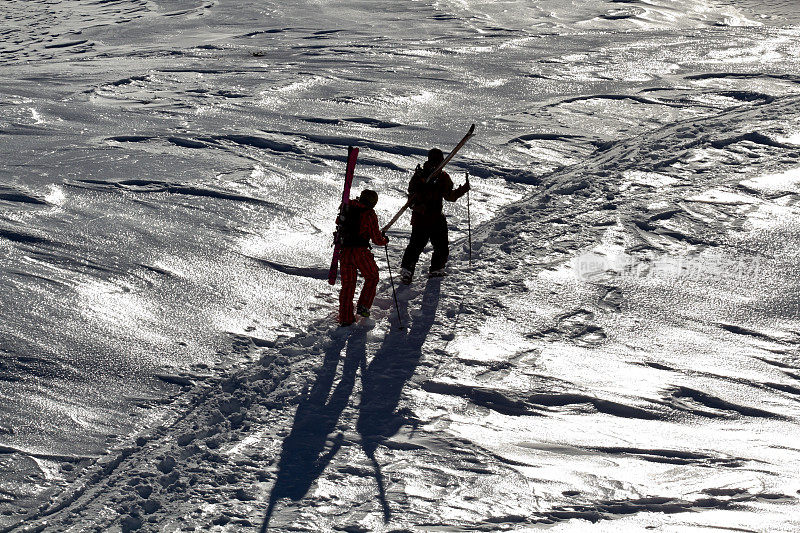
<box><xmin>261</xmin><ymin>327</ymin><xmax>367</xmax><ymax>532</ymax></box>
<box><xmin>356</xmin><ymin>277</ymin><xmax>441</xmax><ymax>522</ymax></box>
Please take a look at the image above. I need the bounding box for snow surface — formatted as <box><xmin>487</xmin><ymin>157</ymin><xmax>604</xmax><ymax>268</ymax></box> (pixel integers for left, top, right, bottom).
<box><xmin>2</xmin><ymin>0</ymin><xmax>800</xmax><ymax>531</ymax></box>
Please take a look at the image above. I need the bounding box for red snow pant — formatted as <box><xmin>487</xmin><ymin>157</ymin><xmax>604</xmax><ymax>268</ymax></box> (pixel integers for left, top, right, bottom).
<box><xmin>338</xmin><ymin>247</ymin><xmax>379</xmax><ymax>324</ymax></box>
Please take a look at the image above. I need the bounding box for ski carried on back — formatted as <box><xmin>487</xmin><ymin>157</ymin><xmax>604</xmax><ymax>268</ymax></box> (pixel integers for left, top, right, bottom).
<box><xmin>328</xmin><ymin>146</ymin><xmax>359</xmax><ymax>285</ymax></box>
<box><xmin>382</xmin><ymin>123</ymin><xmax>475</xmax><ymax>233</ymax></box>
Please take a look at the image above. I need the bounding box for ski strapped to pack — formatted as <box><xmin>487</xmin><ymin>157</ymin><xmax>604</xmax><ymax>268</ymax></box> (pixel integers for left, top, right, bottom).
<box><xmin>382</xmin><ymin>123</ymin><xmax>475</xmax><ymax>233</ymax></box>
<box><xmin>328</xmin><ymin>146</ymin><xmax>359</xmax><ymax>285</ymax></box>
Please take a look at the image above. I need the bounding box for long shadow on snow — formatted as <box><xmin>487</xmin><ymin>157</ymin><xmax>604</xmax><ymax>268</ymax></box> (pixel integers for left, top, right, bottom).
<box><xmin>261</xmin><ymin>278</ymin><xmax>441</xmax><ymax>530</ymax></box>
<box><xmin>261</xmin><ymin>327</ymin><xmax>367</xmax><ymax>531</ymax></box>
<box><xmin>356</xmin><ymin>277</ymin><xmax>441</xmax><ymax>522</ymax></box>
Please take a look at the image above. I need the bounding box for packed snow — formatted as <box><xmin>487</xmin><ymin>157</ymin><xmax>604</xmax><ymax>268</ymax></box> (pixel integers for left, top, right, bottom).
<box><xmin>1</xmin><ymin>0</ymin><xmax>800</xmax><ymax>531</ymax></box>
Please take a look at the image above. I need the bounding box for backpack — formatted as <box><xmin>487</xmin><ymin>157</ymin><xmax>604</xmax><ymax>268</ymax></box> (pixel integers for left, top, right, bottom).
<box><xmin>336</xmin><ymin>204</ymin><xmax>369</xmax><ymax>248</ymax></box>
<box><xmin>409</xmin><ymin>163</ymin><xmax>442</xmax><ymax>217</ymax></box>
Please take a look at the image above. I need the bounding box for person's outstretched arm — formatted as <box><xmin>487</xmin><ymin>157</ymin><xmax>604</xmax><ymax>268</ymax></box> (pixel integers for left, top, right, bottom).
<box><xmin>441</xmin><ymin>172</ymin><xmax>469</xmax><ymax>202</ymax></box>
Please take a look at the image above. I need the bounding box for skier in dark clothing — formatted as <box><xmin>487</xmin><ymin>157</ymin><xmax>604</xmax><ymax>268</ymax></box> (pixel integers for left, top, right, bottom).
<box><xmin>399</xmin><ymin>148</ymin><xmax>470</xmax><ymax>284</ymax></box>
<box><xmin>337</xmin><ymin>189</ymin><xmax>389</xmax><ymax>326</ymax></box>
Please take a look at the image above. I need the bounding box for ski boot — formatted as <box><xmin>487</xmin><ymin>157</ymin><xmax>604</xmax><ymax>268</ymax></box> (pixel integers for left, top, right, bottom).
<box><xmin>356</xmin><ymin>304</ymin><xmax>370</xmax><ymax>318</ymax></box>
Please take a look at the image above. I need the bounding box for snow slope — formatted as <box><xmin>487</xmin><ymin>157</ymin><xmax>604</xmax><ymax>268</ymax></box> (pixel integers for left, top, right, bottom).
<box><xmin>8</xmin><ymin>92</ymin><xmax>800</xmax><ymax>532</ymax></box>
<box><xmin>3</xmin><ymin>0</ymin><xmax>800</xmax><ymax>531</ymax></box>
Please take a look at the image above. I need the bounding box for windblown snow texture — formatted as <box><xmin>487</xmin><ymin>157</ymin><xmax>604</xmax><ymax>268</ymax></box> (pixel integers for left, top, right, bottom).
<box><xmin>1</xmin><ymin>0</ymin><xmax>800</xmax><ymax>532</ymax></box>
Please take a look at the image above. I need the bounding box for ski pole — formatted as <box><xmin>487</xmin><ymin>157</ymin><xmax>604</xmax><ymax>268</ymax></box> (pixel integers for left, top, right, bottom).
<box><xmin>384</xmin><ymin>244</ymin><xmax>403</xmax><ymax>329</ymax></box>
<box><xmin>384</xmin><ymin>243</ymin><xmax>404</xmax><ymax>329</ymax></box>
<box><xmin>466</xmin><ymin>171</ymin><xmax>472</xmax><ymax>266</ymax></box>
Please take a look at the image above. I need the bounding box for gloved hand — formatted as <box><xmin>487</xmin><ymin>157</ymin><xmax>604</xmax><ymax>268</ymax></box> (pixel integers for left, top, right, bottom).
<box><xmin>382</xmin><ymin>232</ymin><xmax>390</xmax><ymax>244</ymax></box>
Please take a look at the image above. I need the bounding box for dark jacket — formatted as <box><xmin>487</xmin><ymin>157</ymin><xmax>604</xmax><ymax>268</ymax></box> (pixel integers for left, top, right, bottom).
<box><xmin>408</xmin><ymin>163</ymin><xmax>467</xmax><ymax>226</ymax></box>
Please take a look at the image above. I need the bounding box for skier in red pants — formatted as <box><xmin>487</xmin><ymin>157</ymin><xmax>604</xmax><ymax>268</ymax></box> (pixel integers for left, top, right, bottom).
<box><xmin>337</xmin><ymin>189</ymin><xmax>389</xmax><ymax>326</ymax></box>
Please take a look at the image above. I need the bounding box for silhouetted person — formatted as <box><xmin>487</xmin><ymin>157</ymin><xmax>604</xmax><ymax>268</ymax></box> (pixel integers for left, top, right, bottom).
<box><xmin>399</xmin><ymin>148</ymin><xmax>469</xmax><ymax>284</ymax></box>
<box><xmin>337</xmin><ymin>189</ymin><xmax>389</xmax><ymax>326</ymax></box>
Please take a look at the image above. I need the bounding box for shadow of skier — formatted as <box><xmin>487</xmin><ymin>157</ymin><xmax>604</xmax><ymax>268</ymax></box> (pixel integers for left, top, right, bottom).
<box><xmin>261</xmin><ymin>326</ymin><xmax>368</xmax><ymax>532</ymax></box>
<box><xmin>356</xmin><ymin>277</ymin><xmax>442</xmax><ymax>522</ymax></box>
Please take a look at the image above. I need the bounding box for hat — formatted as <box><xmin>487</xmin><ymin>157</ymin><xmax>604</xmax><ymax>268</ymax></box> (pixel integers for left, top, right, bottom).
<box><xmin>359</xmin><ymin>189</ymin><xmax>378</xmax><ymax>208</ymax></box>
<box><xmin>427</xmin><ymin>148</ymin><xmax>444</xmax><ymax>165</ymax></box>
